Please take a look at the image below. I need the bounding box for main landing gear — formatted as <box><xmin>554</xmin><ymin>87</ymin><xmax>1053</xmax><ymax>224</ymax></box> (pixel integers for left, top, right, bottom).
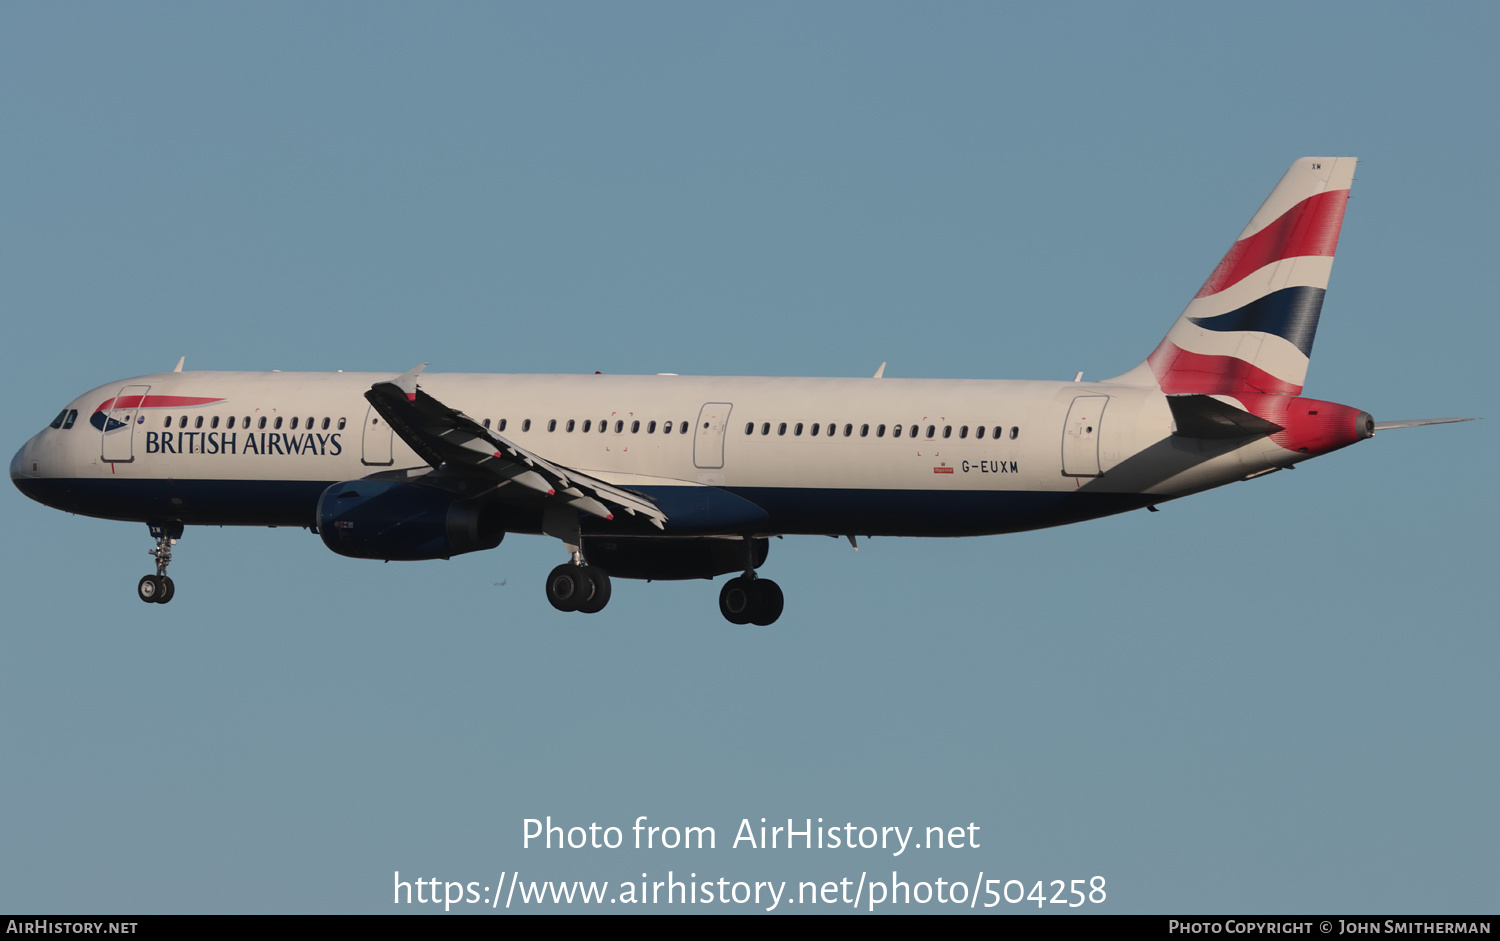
<box><xmin>718</xmin><ymin>575</ymin><xmax>784</xmax><ymax>625</ymax></box>
<box><xmin>541</xmin><ymin>507</ymin><xmax>611</xmax><ymax>615</ymax></box>
<box><xmin>545</xmin><ymin>562</ymin><xmax>612</xmax><ymax>614</ymax></box>
<box><xmin>137</xmin><ymin>520</ymin><xmax>182</xmax><ymax>604</ymax></box>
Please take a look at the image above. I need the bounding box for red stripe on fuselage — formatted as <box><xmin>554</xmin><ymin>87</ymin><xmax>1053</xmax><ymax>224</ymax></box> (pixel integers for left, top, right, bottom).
<box><xmin>1195</xmin><ymin>189</ymin><xmax>1349</xmax><ymax>298</ymax></box>
<box><xmin>94</xmin><ymin>394</ymin><xmax>225</xmax><ymax>413</ymax></box>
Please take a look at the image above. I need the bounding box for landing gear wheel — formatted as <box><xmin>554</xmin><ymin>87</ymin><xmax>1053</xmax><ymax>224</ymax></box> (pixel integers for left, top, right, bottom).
<box><xmin>545</xmin><ymin>564</ymin><xmax>588</xmax><ymax>612</ymax></box>
<box><xmin>577</xmin><ymin>567</ymin><xmax>612</xmax><ymax>614</ymax></box>
<box><xmin>719</xmin><ymin>577</ymin><xmax>753</xmax><ymax>625</ymax></box>
<box><xmin>138</xmin><ymin>575</ymin><xmax>162</xmax><ymax>604</ymax></box>
<box><xmin>155</xmin><ymin>575</ymin><xmax>175</xmax><ymax>604</ymax></box>
<box><xmin>748</xmin><ymin>578</ymin><xmax>783</xmax><ymax>626</ymax></box>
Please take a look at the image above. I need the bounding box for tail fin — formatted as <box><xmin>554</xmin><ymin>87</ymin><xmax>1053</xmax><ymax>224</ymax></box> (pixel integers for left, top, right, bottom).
<box><xmin>1108</xmin><ymin>157</ymin><xmax>1357</xmax><ymax>394</ymax></box>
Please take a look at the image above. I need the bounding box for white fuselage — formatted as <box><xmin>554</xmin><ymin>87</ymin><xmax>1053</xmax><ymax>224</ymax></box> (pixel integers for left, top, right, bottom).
<box><xmin>13</xmin><ymin>369</ymin><xmax>1300</xmax><ymax>539</ymax></box>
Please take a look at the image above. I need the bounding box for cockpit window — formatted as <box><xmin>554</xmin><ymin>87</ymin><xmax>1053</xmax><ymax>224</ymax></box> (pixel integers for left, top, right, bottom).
<box><xmin>49</xmin><ymin>409</ymin><xmax>67</xmax><ymax>429</ymax></box>
<box><xmin>62</xmin><ymin>409</ymin><xmax>78</xmax><ymax>430</ymax></box>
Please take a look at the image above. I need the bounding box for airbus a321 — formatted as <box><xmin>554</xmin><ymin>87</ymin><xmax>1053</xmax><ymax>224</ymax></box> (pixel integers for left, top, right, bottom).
<box><xmin>10</xmin><ymin>158</ymin><xmax>1471</xmax><ymax>624</ymax></box>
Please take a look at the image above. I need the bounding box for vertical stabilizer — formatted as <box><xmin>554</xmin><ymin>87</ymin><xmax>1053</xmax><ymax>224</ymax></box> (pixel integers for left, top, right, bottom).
<box><xmin>1108</xmin><ymin>157</ymin><xmax>1357</xmax><ymax>394</ymax></box>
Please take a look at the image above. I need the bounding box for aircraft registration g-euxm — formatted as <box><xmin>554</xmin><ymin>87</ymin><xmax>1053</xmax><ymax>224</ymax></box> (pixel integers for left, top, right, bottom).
<box><xmin>11</xmin><ymin>158</ymin><xmax>1473</xmax><ymax>624</ymax></box>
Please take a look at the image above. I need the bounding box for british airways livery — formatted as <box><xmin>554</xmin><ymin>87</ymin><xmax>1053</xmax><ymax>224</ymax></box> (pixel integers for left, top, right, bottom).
<box><xmin>10</xmin><ymin>159</ymin><xmax>1471</xmax><ymax>624</ymax></box>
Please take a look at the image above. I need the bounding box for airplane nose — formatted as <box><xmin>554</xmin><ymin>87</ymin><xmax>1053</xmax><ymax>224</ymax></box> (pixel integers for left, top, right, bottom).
<box><xmin>11</xmin><ymin>437</ymin><xmax>44</xmax><ymax>508</ymax></box>
<box><xmin>10</xmin><ymin>439</ymin><xmax>35</xmax><ymax>482</ymax></box>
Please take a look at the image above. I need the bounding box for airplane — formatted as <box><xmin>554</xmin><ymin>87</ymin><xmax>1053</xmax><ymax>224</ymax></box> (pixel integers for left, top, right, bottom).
<box><xmin>10</xmin><ymin>157</ymin><xmax>1474</xmax><ymax>625</ymax></box>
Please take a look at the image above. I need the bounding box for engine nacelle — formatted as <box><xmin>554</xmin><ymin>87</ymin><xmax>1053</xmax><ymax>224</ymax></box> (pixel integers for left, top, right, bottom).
<box><xmin>581</xmin><ymin>536</ymin><xmax>769</xmax><ymax>581</ymax></box>
<box><xmin>316</xmin><ymin>480</ymin><xmax>505</xmax><ymax>561</ymax></box>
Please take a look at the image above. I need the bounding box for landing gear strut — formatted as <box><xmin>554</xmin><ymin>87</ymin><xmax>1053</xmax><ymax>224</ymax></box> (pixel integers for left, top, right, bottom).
<box><xmin>719</xmin><ymin>537</ymin><xmax>783</xmax><ymax>625</ymax></box>
<box><xmin>138</xmin><ymin>520</ymin><xmax>182</xmax><ymax>604</ymax></box>
<box><xmin>541</xmin><ymin>507</ymin><xmax>611</xmax><ymax>615</ymax></box>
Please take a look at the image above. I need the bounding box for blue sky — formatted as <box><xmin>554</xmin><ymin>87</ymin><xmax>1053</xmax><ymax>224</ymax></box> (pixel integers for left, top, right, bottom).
<box><xmin>3</xmin><ymin>2</ymin><xmax>1495</xmax><ymax>914</ymax></box>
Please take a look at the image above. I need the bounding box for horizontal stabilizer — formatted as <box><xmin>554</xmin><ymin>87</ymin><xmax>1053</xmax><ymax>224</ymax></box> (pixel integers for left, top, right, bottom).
<box><xmin>1372</xmin><ymin>417</ymin><xmax>1478</xmax><ymax>431</ymax></box>
<box><xmin>1168</xmin><ymin>393</ymin><xmax>1284</xmax><ymax>439</ymax></box>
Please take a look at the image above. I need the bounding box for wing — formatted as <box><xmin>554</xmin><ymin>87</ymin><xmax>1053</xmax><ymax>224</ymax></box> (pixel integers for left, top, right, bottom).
<box><xmin>363</xmin><ymin>365</ymin><xmax>666</xmax><ymax>529</ymax></box>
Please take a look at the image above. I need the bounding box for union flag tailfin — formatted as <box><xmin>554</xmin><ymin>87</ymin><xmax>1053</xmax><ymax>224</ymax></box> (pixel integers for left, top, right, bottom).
<box><xmin>1108</xmin><ymin>157</ymin><xmax>1357</xmax><ymax>395</ymax></box>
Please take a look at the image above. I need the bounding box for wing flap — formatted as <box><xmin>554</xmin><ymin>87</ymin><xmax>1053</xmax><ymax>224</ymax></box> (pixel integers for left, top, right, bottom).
<box><xmin>364</xmin><ymin>372</ymin><xmax>666</xmax><ymax>527</ymax></box>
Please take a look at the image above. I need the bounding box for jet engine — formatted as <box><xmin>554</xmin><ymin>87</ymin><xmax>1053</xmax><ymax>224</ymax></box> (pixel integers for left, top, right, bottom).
<box><xmin>316</xmin><ymin>479</ymin><xmax>505</xmax><ymax>561</ymax></box>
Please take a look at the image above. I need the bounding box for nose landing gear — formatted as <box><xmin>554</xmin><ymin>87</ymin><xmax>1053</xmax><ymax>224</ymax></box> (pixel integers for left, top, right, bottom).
<box><xmin>138</xmin><ymin>521</ymin><xmax>182</xmax><ymax>604</ymax></box>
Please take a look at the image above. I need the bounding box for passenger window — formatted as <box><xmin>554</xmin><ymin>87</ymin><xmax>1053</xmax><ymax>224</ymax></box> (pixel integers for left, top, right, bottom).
<box><xmin>745</xmin><ymin>422</ymin><xmax>754</xmax><ymax>435</ymax></box>
<box><xmin>275</xmin><ymin>417</ymin><xmax>284</xmax><ymax>429</ymax></box>
<box><xmin>648</xmin><ymin>421</ymin><xmax>657</xmax><ymax>433</ymax></box>
<box><xmin>795</xmin><ymin>423</ymin><xmax>803</xmax><ymax>436</ymax></box>
<box><xmin>778</xmin><ymin>423</ymin><xmax>787</xmax><ymax>436</ymax></box>
<box><xmin>663</xmin><ymin>421</ymin><xmax>672</xmax><ymax>434</ymax></box>
<box><xmin>322</xmin><ymin>417</ymin><xmax>330</xmax><ymax>430</ymax></box>
<box><xmin>810</xmin><ymin>423</ymin><xmax>820</xmax><ymax>436</ymax></box>
<box><xmin>975</xmin><ymin>426</ymin><xmax>985</xmax><ymax>440</ymax></box>
<box><xmin>860</xmin><ymin>424</ymin><xmax>869</xmax><ymax>437</ymax></box>
<box><xmin>306</xmin><ymin>417</ymin><xmax>313</xmax><ymax>428</ymax></box>
<box><xmin>227</xmin><ymin>416</ymin><xmax>236</xmax><ymax>429</ymax></box>
<box><xmin>892</xmin><ymin>424</ymin><xmax>901</xmax><ymax>437</ymax></box>
<box><xmin>1010</xmin><ymin>427</ymin><xmax>1019</xmax><ymax>440</ymax></box>
<box><xmin>680</xmin><ymin>421</ymin><xmax>689</xmax><ymax>434</ymax></box>
<box><xmin>877</xmin><ymin>424</ymin><xmax>886</xmax><ymax>437</ymax></box>
<box><xmin>548</xmin><ymin>419</ymin><xmax>557</xmax><ymax>432</ymax></box>
<box><xmin>63</xmin><ymin>409</ymin><xmax>78</xmax><ymax>430</ymax></box>
<box><xmin>290</xmin><ymin>417</ymin><xmax>298</xmax><ymax>430</ymax></box>
<box><xmin>826</xmin><ymin>423</ymin><xmax>836</xmax><ymax>437</ymax></box>
<box><xmin>959</xmin><ymin>426</ymin><xmax>968</xmax><ymax>439</ymax></box>
<box><xmin>337</xmin><ymin>417</ymin><xmax>347</xmax><ymax>430</ymax></box>
<box><xmin>925</xmin><ymin>425</ymin><xmax>935</xmax><ymax>438</ymax></box>
<box><xmin>163</xmin><ymin>416</ymin><xmax>173</xmax><ymax>428</ymax></box>
<box><xmin>195</xmin><ymin>416</ymin><xmax>205</xmax><ymax>429</ymax></box>
<box><xmin>942</xmin><ymin>425</ymin><xmax>952</xmax><ymax>439</ymax></box>
<box><xmin>615</xmin><ymin>420</ymin><xmax>624</xmax><ymax>433</ymax></box>
<box><xmin>497</xmin><ymin>419</ymin><xmax>506</xmax><ymax>432</ymax></box>
<box><xmin>761</xmin><ymin>422</ymin><xmax>770</xmax><ymax>435</ymax></box>
<box><xmin>178</xmin><ymin>416</ymin><xmax>188</xmax><ymax>429</ymax></box>
<box><xmin>566</xmin><ymin>419</ymin><xmax>576</xmax><ymax>432</ymax></box>
<box><xmin>483</xmin><ymin>418</ymin><xmax>491</xmax><ymax>429</ymax></box>
<box><xmin>631</xmin><ymin>420</ymin><xmax>640</xmax><ymax>433</ymax></box>
<box><xmin>210</xmin><ymin>416</ymin><xmax>219</xmax><ymax>429</ymax></box>
<box><xmin>258</xmin><ymin>417</ymin><xmax>268</xmax><ymax>429</ymax></box>
<box><xmin>910</xmin><ymin>425</ymin><xmax>919</xmax><ymax>438</ymax></box>
<box><xmin>582</xmin><ymin>419</ymin><xmax>592</xmax><ymax>432</ymax></box>
<box><xmin>522</xmin><ymin>419</ymin><xmax>532</xmax><ymax>432</ymax></box>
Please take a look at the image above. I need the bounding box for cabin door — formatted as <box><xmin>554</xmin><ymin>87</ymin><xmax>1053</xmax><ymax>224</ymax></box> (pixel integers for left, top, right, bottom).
<box><xmin>1061</xmin><ymin>395</ymin><xmax>1109</xmax><ymax>477</ymax></box>
<box><xmin>100</xmin><ymin>384</ymin><xmax>150</xmax><ymax>463</ymax></box>
<box><xmin>693</xmin><ymin>402</ymin><xmax>733</xmax><ymax>469</ymax></box>
<box><xmin>361</xmin><ymin>404</ymin><xmax>395</xmax><ymax>466</ymax></box>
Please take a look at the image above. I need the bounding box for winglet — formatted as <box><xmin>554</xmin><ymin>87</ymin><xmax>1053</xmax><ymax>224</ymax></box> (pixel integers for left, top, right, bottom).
<box><xmin>391</xmin><ymin>363</ymin><xmax>428</xmax><ymax>401</ymax></box>
<box><xmin>873</xmin><ymin>362</ymin><xmax>886</xmax><ymax>379</ymax></box>
<box><xmin>173</xmin><ymin>356</ymin><xmax>185</xmax><ymax>373</ymax></box>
